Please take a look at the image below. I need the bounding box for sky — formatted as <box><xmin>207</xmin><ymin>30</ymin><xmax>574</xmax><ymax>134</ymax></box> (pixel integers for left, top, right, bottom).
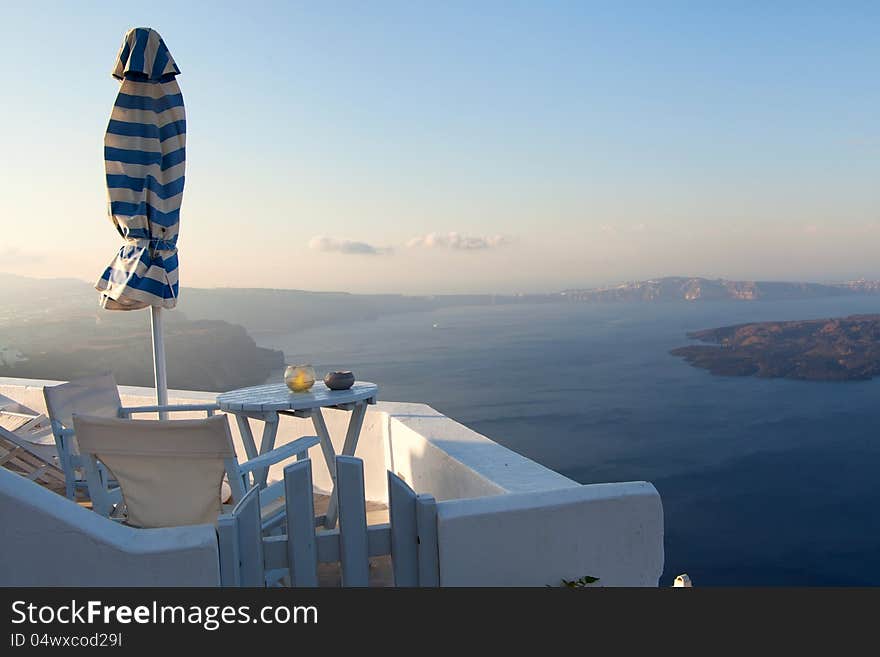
<box><xmin>0</xmin><ymin>1</ymin><xmax>877</xmax><ymax>294</ymax></box>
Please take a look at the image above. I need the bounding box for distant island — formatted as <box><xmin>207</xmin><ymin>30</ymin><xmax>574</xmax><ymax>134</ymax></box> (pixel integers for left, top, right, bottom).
<box><xmin>563</xmin><ymin>277</ymin><xmax>880</xmax><ymax>303</ymax></box>
<box><xmin>671</xmin><ymin>315</ymin><xmax>880</xmax><ymax>381</ymax></box>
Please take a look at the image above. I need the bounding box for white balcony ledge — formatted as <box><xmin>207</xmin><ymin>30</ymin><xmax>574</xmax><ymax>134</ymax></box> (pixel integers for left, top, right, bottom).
<box><xmin>0</xmin><ymin>377</ymin><xmax>664</xmax><ymax>587</ymax></box>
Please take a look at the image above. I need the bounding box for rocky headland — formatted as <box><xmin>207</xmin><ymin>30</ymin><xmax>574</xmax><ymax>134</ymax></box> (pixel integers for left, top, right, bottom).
<box><xmin>671</xmin><ymin>315</ymin><xmax>880</xmax><ymax>381</ymax></box>
<box><xmin>0</xmin><ymin>316</ymin><xmax>283</xmax><ymax>392</ymax></box>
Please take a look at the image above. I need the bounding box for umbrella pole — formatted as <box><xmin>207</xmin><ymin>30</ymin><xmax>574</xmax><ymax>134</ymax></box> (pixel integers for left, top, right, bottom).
<box><xmin>150</xmin><ymin>306</ymin><xmax>169</xmax><ymax>420</ymax></box>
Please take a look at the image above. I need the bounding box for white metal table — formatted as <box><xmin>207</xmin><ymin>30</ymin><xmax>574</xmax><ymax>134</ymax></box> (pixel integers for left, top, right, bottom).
<box><xmin>217</xmin><ymin>381</ymin><xmax>378</xmax><ymax>528</ymax></box>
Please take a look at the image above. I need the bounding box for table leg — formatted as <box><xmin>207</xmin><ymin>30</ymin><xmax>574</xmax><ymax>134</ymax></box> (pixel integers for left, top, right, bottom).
<box><xmin>318</xmin><ymin>402</ymin><xmax>368</xmax><ymax>528</ymax></box>
<box><xmin>255</xmin><ymin>413</ymin><xmax>279</xmax><ymax>488</ymax></box>
<box><xmin>340</xmin><ymin>402</ymin><xmax>368</xmax><ymax>458</ymax></box>
<box><xmin>233</xmin><ymin>413</ymin><xmax>278</xmax><ymax>489</ymax></box>
<box><xmin>311</xmin><ymin>409</ymin><xmax>338</xmax><ymax>526</ymax></box>
<box><xmin>234</xmin><ymin>414</ymin><xmax>259</xmax><ymax>483</ymax></box>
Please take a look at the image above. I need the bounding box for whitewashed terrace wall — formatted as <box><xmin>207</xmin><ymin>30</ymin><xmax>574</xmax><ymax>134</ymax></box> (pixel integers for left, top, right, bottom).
<box><xmin>436</xmin><ymin>483</ymin><xmax>664</xmax><ymax>586</ymax></box>
<box><xmin>0</xmin><ymin>467</ymin><xmax>219</xmax><ymax>586</ymax></box>
<box><xmin>0</xmin><ymin>378</ymin><xmax>665</xmax><ymax>587</ymax></box>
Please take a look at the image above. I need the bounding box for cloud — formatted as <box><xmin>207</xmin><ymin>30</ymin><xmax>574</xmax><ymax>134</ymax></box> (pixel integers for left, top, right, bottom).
<box><xmin>599</xmin><ymin>223</ymin><xmax>647</xmax><ymax>235</ymax></box>
<box><xmin>308</xmin><ymin>236</ymin><xmax>392</xmax><ymax>256</ymax></box>
<box><xmin>310</xmin><ymin>232</ymin><xmax>512</xmax><ymax>256</ymax></box>
<box><xmin>406</xmin><ymin>232</ymin><xmax>510</xmax><ymax>251</ymax></box>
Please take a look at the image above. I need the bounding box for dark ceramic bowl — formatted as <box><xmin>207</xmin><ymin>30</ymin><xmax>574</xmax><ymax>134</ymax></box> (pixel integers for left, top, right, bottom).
<box><xmin>324</xmin><ymin>371</ymin><xmax>355</xmax><ymax>390</ymax></box>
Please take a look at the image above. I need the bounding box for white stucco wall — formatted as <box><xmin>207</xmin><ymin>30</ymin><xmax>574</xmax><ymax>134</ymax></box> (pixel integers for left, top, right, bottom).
<box><xmin>0</xmin><ymin>377</ymin><xmax>666</xmax><ymax>587</ymax></box>
<box><xmin>382</xmin><ymin>402</ymin><xmax>579</xmax><ymax>501</ymax></box>
<box><xmin>0</xmin><ymin>467</ymin><xmax>220</xmax><ymax>586</ymax></box>
<box><xmin>437</xmin><ymin>482</ymin><xmax>665</xmax><ymax>586</ymax></box>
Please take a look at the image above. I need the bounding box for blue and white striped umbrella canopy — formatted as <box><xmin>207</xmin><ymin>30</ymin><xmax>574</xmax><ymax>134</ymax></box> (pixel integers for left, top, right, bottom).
<box><xmin>96</xmin><ymin>27</ymin><xmax>185</xmax><ymax>310</ymax></box>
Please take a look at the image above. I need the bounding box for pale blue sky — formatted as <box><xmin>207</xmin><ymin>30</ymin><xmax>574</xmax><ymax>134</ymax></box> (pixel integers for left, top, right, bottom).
<box><xmin>0</xmin><ymin>1</ymin><xmax>877</xmax><ymax>293</ymax></box>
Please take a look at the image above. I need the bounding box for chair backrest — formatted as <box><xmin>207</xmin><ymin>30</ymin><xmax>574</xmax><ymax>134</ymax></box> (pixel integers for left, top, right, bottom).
<box><xmin>43</xmin><ymin>374</ymin><xmax>124</xmax><ymax>500</ymax></box>
<box><xmin>44</xmin><ymin>373</ymin><xmax>123</xmax><ymax>430</ymax></box>
<box><xmin>73</xmin><ymin>414</ymin><xmax>237</xmax><ymax>528</ymax></box>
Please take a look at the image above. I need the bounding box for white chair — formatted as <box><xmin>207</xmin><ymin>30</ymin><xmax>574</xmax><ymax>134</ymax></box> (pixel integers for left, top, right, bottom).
<box><xmin>0</xmin><ymin>392</ymin><xmax>53</xmax><ymax>439</ymax></box>
<box><xmin>0</xmin><ymin>425</ymin><xmax>67</xmax><ymax>492</ymax></box>
<box><xmin>71</xmin><ymin>413</ymin><xmax>318</xmax><ymax>530</ymax></box>
<box><xmin>0</xmin><ymin>394</ymin><xmax>66</xmax><ymax>491</ymax></box>
<box><xmin>43</xmin><ymin>373</ymin><xmax>219</xmax><ymax>507</ymax></box>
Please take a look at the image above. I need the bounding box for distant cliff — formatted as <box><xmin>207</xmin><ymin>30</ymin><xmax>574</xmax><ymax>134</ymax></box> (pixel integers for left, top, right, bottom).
<box><xmin>563</xmin><ymin>277</ymin><xmax>872</xmax><ymax>303</ymax></box>
<box><xmin>0</xmin><ymin>316</ymin><xmax>283</xmax><ymax>392</ymax></box>
<box><xmin>671</xmin><ymin>315</ymin><xmax>880</xmax><ymax>381</ymax></box>
<box><xmin>834</xmin><ymin>279</ymin><xmax>880</xmax><ymax>294</ymax></box>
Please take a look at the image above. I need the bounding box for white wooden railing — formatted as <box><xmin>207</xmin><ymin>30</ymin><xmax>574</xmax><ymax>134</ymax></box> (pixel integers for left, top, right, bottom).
<box><xmin>218</xmin><ymin>456</ymin><xmax>440</xmax><ymax>587</ymax></box>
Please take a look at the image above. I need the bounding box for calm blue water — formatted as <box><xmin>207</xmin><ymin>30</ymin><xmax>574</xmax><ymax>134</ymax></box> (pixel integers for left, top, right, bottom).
<box><xmin>262</xmin><ymin>297</ymin><xmax>880</xmax><ymax>585</ymax></box>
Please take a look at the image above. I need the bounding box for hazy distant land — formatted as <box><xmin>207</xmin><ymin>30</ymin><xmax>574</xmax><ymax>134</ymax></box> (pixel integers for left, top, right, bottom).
<box><xmin>563</xmin><ymin>277</ymin><xmax>880</xmax><ymax>303</ymax></box>
<box><xmin>0</xmin><ymin>314</ymin><xmax>282</xmax><ymax>392</ymax></box>
<box><xmin>2</xmin><ymin>272</ymin><xmax>879</xmax><ymax>390</ymax></box>
<box><xmin>177</xmin><ymin>276</ymin><xmax>880</xmax><ymax>337</ymax></box>
<box><xmin>0</xmin><ymin>273</ymin><xmax>282</xmax><ymax>391</ymax></box>
<box><xmin>672</xmin><ymin>315</ymin><xmax>880</xmax><ymax>381</ymax></box>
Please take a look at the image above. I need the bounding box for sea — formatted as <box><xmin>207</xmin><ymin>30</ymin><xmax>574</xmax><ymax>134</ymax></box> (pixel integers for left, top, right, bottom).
<box><xmin>261</xmin><ymin>296</ymin><xmax>880</xmax><ymax>585</ymax></box>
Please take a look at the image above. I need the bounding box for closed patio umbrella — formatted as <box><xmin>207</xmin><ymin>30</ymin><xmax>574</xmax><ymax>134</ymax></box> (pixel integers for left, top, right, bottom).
<box><xmin>96</xmin><ymin>27</ymin><xmax>185</xmax><ymax>412</ymax></box>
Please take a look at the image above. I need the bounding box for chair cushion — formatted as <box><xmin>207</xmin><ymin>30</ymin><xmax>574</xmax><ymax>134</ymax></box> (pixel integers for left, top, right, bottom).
<box><xmin>101</xmin><ymin>453</ymin><xmax>226</xmax><ymax>528</ymax></box>
<box><xmin>72</xmin><ymin>414</ymin><xmax>235</xmax><ymax>528</ymax></box>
